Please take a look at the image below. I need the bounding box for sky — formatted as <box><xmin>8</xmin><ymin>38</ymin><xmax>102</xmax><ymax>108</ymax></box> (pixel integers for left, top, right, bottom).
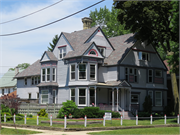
<box><xmin>0</xmin><ymin>0</ymin><xmax>113</xmax><ymax>78</ymax></box>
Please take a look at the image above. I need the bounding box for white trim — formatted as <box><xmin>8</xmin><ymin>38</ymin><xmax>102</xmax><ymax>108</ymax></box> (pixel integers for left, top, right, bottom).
<box><xmin>41</xmin><ymin>90</ymin><xmax>49</xmax><ymax>104</ymax></box>
<box><xmin>90</xmin><ymin>63</ymin><xmax>96</xmax><ymax>81</ymax></box>
<box><xmin>41</xmin><ymin>69</ymin><xmax>46</xmax><ymax>82</ymax></box>
<box><xmin>70</xmin><ymin>88</ymin><xmax>75</xmax><ymax>102</ymax></box>
<box><xmin>52</xmin><ymin>68</ymin><xmax>56</xmax><ymax>82</ymax></box>
<box><xmin>59</xmin><ymin>47</ymin><xmax>66</xmax><ymax>59</ymax></box>
<box><xmin>78</xmin><ymin>88</ymin><xmax>87</xmax><ymax>106</ymax></box>
<box><xmin>46</xmin><ymin>68</ymin><xmax>50</xmax><ymax>82</ymax></box>
<box><xmin>78</xmin><ymin>63</ymin><xmax>87</xmax><ymax>80</ymax></box>
<box><xmin>155</xmin><ymin>91</ymin><xmax>162</xmax><ymax>106</ymax></box>
<box><xmin>70</xmin><ymin>64</ymin><xmax>76</xmax><ymax>81</ymax></box>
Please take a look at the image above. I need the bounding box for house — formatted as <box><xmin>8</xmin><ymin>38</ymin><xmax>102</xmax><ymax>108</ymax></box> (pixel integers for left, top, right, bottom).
<box><xmin>15</xmin><ymin>17</ymin><xmax>168</xmax><ymax>112</ymax></box>
<box><xmin>0</xmin><ymin>67</ymin><xmax>23</xmax><ymax>97</ymax></box>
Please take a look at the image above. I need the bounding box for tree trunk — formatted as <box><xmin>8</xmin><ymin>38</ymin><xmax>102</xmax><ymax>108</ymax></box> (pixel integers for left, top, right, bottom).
<box><xmin>170</xmin><ymin>69</ymin><xmax>179</xmax><ymax>115</ymax></box>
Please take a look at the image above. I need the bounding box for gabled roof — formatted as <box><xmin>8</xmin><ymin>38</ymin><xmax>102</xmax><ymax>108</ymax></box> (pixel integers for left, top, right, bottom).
<box><xmin>15</xmin><ymin>60</ymin><xmax>41</xmax><ymax>78</ymax></box>
<box><xmin>40</xmin><ymin>51</ymin><xmax>58</xmax><ymax>62</ymax></box>
<box><xmin>104</xmin><ymin>33</ymin><xmax>136</xmax><ymax>65</ymax></box>
<box><xmin>0</xmin><ymin>69</ymin><xmax>24</xmax><ymax>88</ymax></box>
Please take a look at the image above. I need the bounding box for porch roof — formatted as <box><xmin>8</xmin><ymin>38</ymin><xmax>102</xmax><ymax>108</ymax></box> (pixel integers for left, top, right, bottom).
<box><xmin>37</xmin><ymin>82</ymin><xmax>58</xmax><ymax>87</ymax></box>
<box><xmin>89</xmin><ymin>80</ymin><xmax>131</xmax><ymax>87</ymax></box>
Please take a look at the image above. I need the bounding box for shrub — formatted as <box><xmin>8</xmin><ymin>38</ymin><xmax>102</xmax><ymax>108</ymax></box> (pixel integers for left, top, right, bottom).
<box><xmin>138</xmin><ymin>112</ymin><xmax>151</xmax><ymax>117</ymax></box>
<box><xmin>1</xmin><ymin>112</ymin><xmax>12</xmax><ymax>121</ymax></box>
<box><xmin>112</xmin><ymin>111</ymin><xmax>121</xmax><ymax>118</ymax></box>
<box><xmin>73</xmin><ymin>108</ymin><xmax>84</xmax><ymax>118</ymax></box>
<box><xmin>27</xmin><ymin>114</ymin><xmax>33</xmax><ymax>118</ymax></box>
<box><xmin>16</xmin><ymin>114</ymin><xmax>24</xmax><ymax>121</ymax></box>
<box><xmin>83</xmin><ymin>107</ymin><xmax>100</xmax><ymax>118</ymax></box>
<box><xmin>37</xmin><ymin>109</ymin><xmax>48</xmax><ymax>117</ymax></box>
<box><xmin>143</xmin><ymin>95</ymin><xmax>152</xmax><ymax>113</ymax></box>
<box><xmin>57</xmin><ymin>100</ymin><xmax>78</xmax><ymax>118</ymax></box>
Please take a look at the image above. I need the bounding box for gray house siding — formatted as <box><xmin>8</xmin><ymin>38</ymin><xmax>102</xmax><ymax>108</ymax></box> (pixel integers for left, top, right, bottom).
<box><xmin>98</xmin><ymin>67</ymin><xmax>107</xmax><ymax>82</ymax></box>
<box><xmin>17</xmin><ymin>87</ymin><xmax>39</xmax><ymax>99</ymax></box>
<box><xmin>58</xmin><ymin>87</ymin><xmax>69</xmax><ymax>104</ymax></box>
<box><xmin>107</xmin><ymin>66</ymin><xmax>117</xmax><ymax>81</ymax></box>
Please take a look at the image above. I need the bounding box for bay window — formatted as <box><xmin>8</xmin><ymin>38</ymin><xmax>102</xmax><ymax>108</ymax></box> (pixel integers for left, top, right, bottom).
<box><xmin>70</xmin><ymin>65</ymin><xmax>75</xmax><ymax>80</ymax></box>
<box><xmin>41</xmin><ymin>90</ymin><xmax>48</xmax><ymax>104</ymax></box>
<box><xmin>52</xmin><ymin>68</ymin><xmax>56</xmax><ymax>82</ymax></box>
<box><xmin>90</xmin><ymin>64</ymin><xmax>96</xmax><ymax>80</ymax></box>
<box><xmin>155</xmin><ymin>91</ymin><xmax>162</xmax><ymax>106</ymax></box>
<box><xmin>46</xmin><ymin>68</ymin><xmax>50</xmax><ymax>82</ymax></box>
<box><xmin>79</xmin><ymin>64</ymin><xmax>86</xmax><ymax>80</ymax></box>
<box><xmin>31</xmin><ymin>77</ymin><xmax>34</xmax><ymax>85</ymax></box>
<box><xmin>79</xmin><ymin>88</ymin><xmax>86</xmax><ymax>105</ymax></box>
<box><xmin>155</xmin><ymin>70</ymin><xmax>162</xmax><ymax>77</ymax></box>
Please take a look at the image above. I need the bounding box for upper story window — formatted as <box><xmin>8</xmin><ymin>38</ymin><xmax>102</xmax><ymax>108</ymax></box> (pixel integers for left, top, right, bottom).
<box><xmin>79</xmin><ymin>63</ymin><xmax>86</xmax><ymax>80</ymax></box>
<box><xmin>32</xmin><ymin>76</ymin><xmax>41</xmax><ymax>85</ymax></box>
<box><xmin>125</xmin><ymin>67</ymin><xmax>138</xmax><ymax>83</ymax></box>
<box><xmin>2</xmin><ymin>89</ymin><xmax>4</xmax><ymax>95</ymax></box>
<box><xmin>90</xmin><ymin>64</ymin><xmax>96</xmax><ymax>81</ymax></box>
<box><xmin>24</xmin><ymin>78</ymin><xmax>27</xmax><ymax>85</ymax></box>
<box><xmin>31</xmin><ymin>77</ymin><xmax>34</xmax><ymax>85</ymax></box>
<box><xmin>59</xmin><ymin>47</ymin><xmax>66</xmax><ymax>59</ymax></box>
<box><xmin>52</xmin><ymin>68</ymin><xmax>56</xmax><ymax>82</ymax></box>
<box><xmin>46</xmin><ymin>68</ymin><xmax>50</xmax><ymax>82</ymax></box>
<box><xmin>70</xmin><ymin>64</ymin><xmax>75</xmax><ymax>80</ymax></box>
<box><xmin>155</xmin><ymin>70</ymin><xmax>162</xmax><ymax>77</ymax></box>
<box><xmin>42</xmin><ymin>69</ymin><xmax>46</xmax><ymax>82</ymax></box>
<box><xmin>138</xmin><ymin>52</ymin><xmax>150</xmax><ymax>61</ymax></box>
<box><xmin>148</xmin><ymin>69</ymin><xmax>153</xmax><ymax>83</ymax></box>
<box><xmin>88</xmin><ymin>49</ymin><xmax>98</xmax><ymax>56</ymax></box>
<box><xmin>98</xmin><ymin>47</ymin><xmax>105</xmax><ymax>57</ymax></box>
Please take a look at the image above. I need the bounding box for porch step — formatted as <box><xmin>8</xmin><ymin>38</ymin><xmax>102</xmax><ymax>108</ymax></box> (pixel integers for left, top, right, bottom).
<box><xmin>120</xmin><ymin>111</ymin><xmax>134</xmax><ymax>120</ymax></box>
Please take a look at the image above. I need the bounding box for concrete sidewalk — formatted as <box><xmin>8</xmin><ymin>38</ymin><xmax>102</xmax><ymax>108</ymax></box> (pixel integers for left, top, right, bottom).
<box><xmin>2</xmin><ymin>126</ymin><xmax>103</xmax><ymax>135</ymax></box>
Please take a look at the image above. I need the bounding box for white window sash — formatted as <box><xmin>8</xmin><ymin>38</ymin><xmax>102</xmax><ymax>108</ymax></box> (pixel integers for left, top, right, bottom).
<box><xmin>78</xmin><ymin>64</ymin><xmax>87</xmax><ymax>80</ymax></box>
<box><xmin>52</xmin><ymin>68</ymin><xmax>56</xmax><ymax>82</ymax></box>
<box><xmin>70</xmin><ymin>64</ymin><xmax>75</xmax><ymax>80</ymax></box>
<box><xmin>78</xmin><ymin>88</ymin><xmax>87</xmax><ymax>106</ymax></box>
<box><xmin>46</xmin><ymin>68</ymin><xmax>50</xmax><ymax>82</ymax></box>
<box><xmin>90</xmin><ymin>64</ymin><xmax>96</xmax><ymax>81</ymax></box>
<box><xmin>41</xmin><ymin>90</ymin><xmax>49</xmax><ymax>104</ymax></box>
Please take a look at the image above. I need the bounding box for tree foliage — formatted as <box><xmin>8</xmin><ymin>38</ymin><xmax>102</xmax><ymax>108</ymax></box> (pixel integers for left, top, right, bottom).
<box><xmin>8</xmin><ymin>63</ymin><xmax>30</xmax><ymax>71</ymax></box>
<box><xmin>143</xmin><ymin>95</ymin><xmax>152</xmax><ymax>114</ymax></box>
<box><xmin>89</xmin><ymin>6</ymin><xmax>131</xmax><ymax>38</ymax></box>
<box><xmin>47</xmin><ymin>34</ymin><xmax>59</xmax><ymax>52</ymax></box>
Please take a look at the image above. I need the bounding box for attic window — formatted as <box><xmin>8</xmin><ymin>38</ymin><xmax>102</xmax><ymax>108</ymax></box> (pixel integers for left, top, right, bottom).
<box><xmin>88</xmin><ymin>49</ymin><xmax>98</xmax><ymax>56</ymax></box>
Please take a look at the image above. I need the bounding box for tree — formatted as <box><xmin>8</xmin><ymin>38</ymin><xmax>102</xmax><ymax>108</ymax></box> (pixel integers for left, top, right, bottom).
<box><xmin>89</xmin><ymin>6</ymin><xmax>131</xmax><ymax>38</ymax></box>
<box><xmin>47</xmin><ymin>34</ymin><xmax>59</xmax><ymax>52</ymax></box>
<box><xmin>8</xmin><ymin>63</ymin><xmax>30</xmax><ymax>71</ymax></box>
<box><xmin>143</xmin><ymin>95</ymin><xmax>152</xmax><ymax>114</ymax></box>
<box><xmin>114</xmin><ymin>1</ymin><xmax>179</xmax><ymax>114</ymax></box>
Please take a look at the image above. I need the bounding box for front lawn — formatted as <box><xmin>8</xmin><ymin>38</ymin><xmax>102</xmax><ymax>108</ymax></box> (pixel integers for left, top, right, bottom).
<box><xmin>88</xmin><ymin>127</ymin><xmax>180</xmax><ymax>134</ymax></box>
<box><xmin>0</xmin><ymin>127</ymin><xmax>41</xmax><ymax>134</ymax></box>
<box><xmin>4</xmin><ymin>116</ymin><xmax>179</xmax><ymax>128</ymax></box>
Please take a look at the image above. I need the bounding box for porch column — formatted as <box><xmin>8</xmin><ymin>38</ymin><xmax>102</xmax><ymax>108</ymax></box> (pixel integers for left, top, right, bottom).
<box><xmin>112</xmin><ymin>88</ymin><xmax>114</xmax><ymax>111</ymax></box>
<box><xmin>94</xmin><ymin>86</ymin><xmax>97</xmax><ymax>107</ymax></box>
<box><xmin>129</xmin><ymin>88</ymin><xmax>131</xmax><ymax>111</ymax></box>
<box><xmin>88</xmin><ymin>87</ymin><xmax>90</xmax><ymax>107</ymax></box>
<box><xmin>116</xmin><ymin>88</ymin><xmax>119</xmax><ymax>111</ymax></box>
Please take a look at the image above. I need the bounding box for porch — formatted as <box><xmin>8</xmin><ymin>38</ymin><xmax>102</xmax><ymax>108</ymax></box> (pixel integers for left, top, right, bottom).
<box><xmin>88</xmin><ymin>80</ymin><xmax>131</xmax><ymax>112</ymax></box>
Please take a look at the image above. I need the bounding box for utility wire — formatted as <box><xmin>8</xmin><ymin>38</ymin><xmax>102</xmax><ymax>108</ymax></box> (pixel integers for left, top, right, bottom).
<box><xmin>0</xmin><ymin>0</ymin><xmax>64</xmax><ymax>24</ymax></box>
<box><xmin>0</xmin><ymin>0</ymin><xmax>105</xmax><ymax>36</ymax></box>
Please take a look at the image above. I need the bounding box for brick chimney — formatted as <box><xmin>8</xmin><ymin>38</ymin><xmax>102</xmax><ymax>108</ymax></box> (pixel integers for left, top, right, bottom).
<box><xmin>15</xmin><ymin>66</ymin><xmax>19</xmax><ymax>75</ymax></box>
<box><xmin>82</xmin><ymin>17</ymin><xmax>93</xmax><ymax>30</ymax></box>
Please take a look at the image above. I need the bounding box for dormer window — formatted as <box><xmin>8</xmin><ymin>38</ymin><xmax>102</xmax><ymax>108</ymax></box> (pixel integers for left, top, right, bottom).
<box><xmin>88</xmin><ymin>49</ymin><xmax>98</xmax><ymax>56</ymax></box>
<box><xmin>138</xmin><ymin>52</ymin><xmax>150</xmax><ymax>61</ymax></box>
<box><xmin>59</xmin><ymin>47</ymin><xmax>66</xmax><ymax>59</ymax></box>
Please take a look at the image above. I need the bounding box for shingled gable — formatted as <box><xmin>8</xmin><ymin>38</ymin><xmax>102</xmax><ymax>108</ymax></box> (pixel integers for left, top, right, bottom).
<box><xmin>40</xmin><ymin>51</ymin><xmax>58</xmax><ymax>62</ymax></box>
<box><xmin>15</xmin><ymin>59</ymin><xmax>41</xmax><ymax>78</ymax></box>
<box><xmin>104</xmin><ymin>33</ymin><xmax>136</xmax><ymax>65</ymax></box>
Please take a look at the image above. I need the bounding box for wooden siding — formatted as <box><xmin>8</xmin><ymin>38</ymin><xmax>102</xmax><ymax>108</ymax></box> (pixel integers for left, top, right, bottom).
<box><xmin>58</xmin><ymin>87</ymin><xmax>69</xmax><ymax>104</ymax></box>
<box><xmin>98</xmin><ymin>67</ymin><xmax>107</xmax><ymax>82</ymax></box>
<box><xmin>107</xmin><ymin>66</ymin><xmax>117</xmax><ymax>81</ymax></box>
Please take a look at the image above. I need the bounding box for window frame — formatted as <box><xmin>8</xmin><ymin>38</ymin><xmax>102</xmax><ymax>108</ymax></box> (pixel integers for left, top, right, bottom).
<box><xmin>28</xmin><ymin>93</ymin><xmax>31</xmax><ymax>99</ymax></box>
<box><xmin>46</xmin><ymin>68</ymin><xmax>50</xmax><ymax>82</ymax></box>
<box><xmin>70</xmin><ymin>64</ymin><xmax>76</xmax><ymax>80</ymax></box>
<box><xmin>41</xmin><ymin>69</ymin><xmax>46</xmax><ymax>82</ymax></box>
<box><xmin>155</xmin><ymin>70</ymin><xmax>162</xmax><ymax>78</ymax></box>
<box><xmin>52</xmin><ymin>68</ymin><xmax>56</xmax><ymax>82</ymax></box>
<box><xmin>148</xmin><ymin>91</ymin><xmax>153</xmax><ymax>105</ymax></box>
<box><xmin>70</xmin><ymin>88</ymin><xmax>75</xmax><ymax>102</ymax></box>
<box><xmin>78</xmin><ymin>88</ymin><xmax>87</xmax><ymax>106</ymax></box>
<box><xmin>90</xmin><ymin>88</ymin><xmax>95</xmax><ymax>105</ymax></box>
<box><xmin>41</xmin><ymin>90</ymin><xmax>49</xmax><ymax>104</ymax></box>
<box><xmin>148</xmin><ymin>69</ymin><xmax>153</xmax><ymax>83</ymax></box>
<box><xmin>24</xmin><ymin>78</ymin><xmax>27</xmax><ymax>86</ymax></box>
<box><xmin>131</xmin><ymin>94</ymin><xmax>139</xmax><ymax>104</ymax></box>
<box><xmin>31</xmin><ymin>77</ymin><xmax>34</xmax><ymax>85</ymax></box>
<box><xmin>59</xmin><ymin>47</ymin><xmax>66</xmax><ymax>59</ymax></box>
<box><xmin>78</xmin><ymin>63</ymin><xmax>87</xmax><ymax>80</ymax></box>
<box><xmin>139</xmin><ymin>51</ymin><xmax>150</xmax><ymax>61</ymax></box>
<box><xmin>90</xmin><ymin>64</ymin><xmax>96</xmax><ymax>81</ymax></box>
<box><xmin>155</xmin><ymin>91</ymin><xmax>162</xmax><ymax>106</ymax></box>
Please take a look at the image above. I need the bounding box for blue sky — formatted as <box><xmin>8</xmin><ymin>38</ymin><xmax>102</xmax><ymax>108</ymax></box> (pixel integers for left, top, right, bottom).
<box><xmin>0</xmin><ymin>0</ymin><xmax>113</xmax><ymax>78</ymax></box>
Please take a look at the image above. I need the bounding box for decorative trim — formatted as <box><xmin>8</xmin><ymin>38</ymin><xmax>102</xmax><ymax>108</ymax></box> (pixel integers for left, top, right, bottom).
<box><xmin>58</xmin><ymin>45</ymin><xmax>67</xmax><ymax>48</ymax></box>
<box><xmin>97</xmin><ymin>45</ymin><xmax>106</xmax><ymax>48</ymax></box>
<box><xmin>88</xmin><ymin>49</ymin><xmax>98</xmax><ymax>56</ymax></box>
<box><xmin>132</xmin><ymin>48</ymin><xmax>156</xmax><ymax>54</ymax></box>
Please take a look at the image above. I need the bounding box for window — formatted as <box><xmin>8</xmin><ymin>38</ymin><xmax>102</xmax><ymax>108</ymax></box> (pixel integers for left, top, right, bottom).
<box><xmin>79</xmin><ymin>64</ymin><xmax>86</xmax><ymax>80</ymax></box>
<box><xmin>41</xmin><ymin>90</ymin><xmax>48</xmax><ymax>104</ymax></box>
<box><xmin>98</xmin><ymin>47</ymin><xmax>105</xmax><ymax>57</ymax></box>
<box><xmin>90</xmin><ymin>50</ymin><xmax>96</xmax><ymax>55</ymax></box>
<box><xmin>148</xmin><ymin>91</ymin><xmax>153</xmax><ymax>105</ymax></box>
<box><xmin>8</xmin><ymin>89</ymin><xmax>10</xmax><ymax>94</ymax></box>
<box><xmin>148</xmin><ymin>69</ymin><xmax>153</xmax><ymax>83</ymax></box>
<box><xmin>35</xmin><ymin>77</ymin><xmax>37</xmax><ymax>85</ymax></box>
<box><xmin>24</xmin><ymin>78</ymin><xmax>27</xmax><ymax>85</ymax></box>
<box><xmin>46</xmin><ymin>68</ymin><xmax>50</xmax><ymax>82</ymax></box>
<box><xmin>131</xmin><ymin>95</ymin><xmax>139</xmax><ymax>104</ymax></box>
<box><xmin>155</xmin><ymin>70</ymin><xmax>162</xmax><ymax>77</ymax></box>
<box><xmin>139</xmin><ymin>52</ymin><xmax>150</xmax><ymax>61</ymax></box>
<box><xmin>52</xmin><ymin>68</ymin><xmax>56</xmax><ymax>82</ymax></box>
<box><xmin>28</xmin><ymin>93</ymin><xmax>31</xmax><ymax>99</ymax></box>
<box><xmin>42</xmin><ymin>69</ymin><xmax>46</xmax><ymax>82</ymax></box>
<box><xmin>79</xmin><ymin>88</ymin><xmax>86</xmax><ymax>105</ymax></box>
<box><xmin>38</xmin><ymin>76</ymin><xmax>40</xmax><ymax>84</ymax></box>
<box><xmin>71</xmin><ymin>89</ymin><xmax>75</xmax><ymax>102</ymax></box>
<box><xmin>52</xmin><ymin>90</ymin><xmax>56</xmax><ymax>104</ymax></box>
<box><xmin>90</xmin><ymin>64</ymin><xmax>96</xmax><ymax>80</ymax></box>
<box><xmin>134</xmin><ymin>69</ymin><xmax>137</xmax><ymax>82</ymax></box>
<box><xmin>31</xmin><ymin>77</ymin><xmax>34</xmax><ymax>85</ymax></box>
<box><xmin>125</xmin><ymin>68</ymin><xmax>128</xmax><ymax>81</ymax></box>
<box><xmin>2</xmin><ymin>89</ymin><xmax>4</xmax><ymax>95</ymax></box>
<box><xmin>155</xmin><ymin>91</ymin><xmax>162</xmax><ymax>106</ymax></box>
<box><xmin>70</xmin><ymin>65</ymin><xmax>75</xmax><ymax>80</ymax></box>
<box><xmin>59</xmin><ymin>47</ymin><xmax>66</xmax><ymax>59</ymax></box>
<box><xmin>90</xmin><ymin>88</ymin><xmax>95</xmax><ymax>104</ymax></box>
<box><xmin>37</xmin><ymin>92</ymin><xmax>39</xmax><ymax>99</ymax></box>
<box><xmin>88</xmin><ymin>49</ymin><xmax>98</xmax><ymax>56</ymax></box>
<box><xmin>125</xmin><ymin>68</ymin><xmax>138</xmax><ymax>83</ymax></box>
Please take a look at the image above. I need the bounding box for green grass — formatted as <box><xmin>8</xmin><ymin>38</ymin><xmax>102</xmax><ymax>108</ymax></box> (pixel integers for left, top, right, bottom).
<box><xmin>4</xmin><ymin>116</ymin><xmax>179</xmax><ymax>128</ymax></box>
<box><xmin>88</xmin><ymin>127</ymin><xmax>180</xmax><ymax>134</ymax></box>
<box><xmin>0</xmin><ymin>127</ymin><xmax>41</xmax><ymax>134</ymax></box>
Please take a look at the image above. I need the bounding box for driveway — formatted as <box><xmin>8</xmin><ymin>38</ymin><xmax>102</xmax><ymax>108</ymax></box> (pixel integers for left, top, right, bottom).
<box><xmin>2</xmin><ymin>126</ymin><xmax>103</xmax><ymax>135</ymax></box>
